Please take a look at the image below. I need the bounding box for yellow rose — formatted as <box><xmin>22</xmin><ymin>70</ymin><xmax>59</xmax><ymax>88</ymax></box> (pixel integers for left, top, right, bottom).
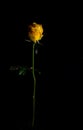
<box><xmin>28</xmin><ymin>22</ymin><xmax>43</xmax><ymax>43</ymax></box>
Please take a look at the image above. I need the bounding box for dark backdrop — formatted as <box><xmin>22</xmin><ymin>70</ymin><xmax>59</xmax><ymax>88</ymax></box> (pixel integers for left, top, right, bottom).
<box><xmin>0</xmin><ymin>2</ymin><xmax>81</xmax><ymax>130</ymax></box>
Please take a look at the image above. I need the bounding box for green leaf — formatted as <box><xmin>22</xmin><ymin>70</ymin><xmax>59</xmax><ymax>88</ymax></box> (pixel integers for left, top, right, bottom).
<box><xmin>18</xmin><ymin>67</ymin><xmax>27</xmax><ymax>76</ymax></box>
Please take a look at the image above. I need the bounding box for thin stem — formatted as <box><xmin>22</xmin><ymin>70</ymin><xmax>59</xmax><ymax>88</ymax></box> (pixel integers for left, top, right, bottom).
<box><xmin>32</xmin><ymin>43</ymin><xmax>36</xmax><ymax>128</ymax></box>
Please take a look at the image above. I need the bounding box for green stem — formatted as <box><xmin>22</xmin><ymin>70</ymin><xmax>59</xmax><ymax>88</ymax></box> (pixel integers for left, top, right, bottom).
<box><xmin>32</xmin><ymin>43</ymin><xmax>36</xmax><ymax>128</ymax></box>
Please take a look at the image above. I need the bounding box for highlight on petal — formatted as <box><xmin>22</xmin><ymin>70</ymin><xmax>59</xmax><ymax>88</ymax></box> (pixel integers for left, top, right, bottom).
<box><xmin>28</xmin><ymin>22</ymin><xmax>44</xmax><ymax>43</ymax></box>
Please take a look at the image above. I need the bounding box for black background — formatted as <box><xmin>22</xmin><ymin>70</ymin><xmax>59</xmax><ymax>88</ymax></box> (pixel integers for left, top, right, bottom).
<box><xmin>0</xmin><ymin>1</ymin><xmax>82</xmax><ymax>129</ymax></box>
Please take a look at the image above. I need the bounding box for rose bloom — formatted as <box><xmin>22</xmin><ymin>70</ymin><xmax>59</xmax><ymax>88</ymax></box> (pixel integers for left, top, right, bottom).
<box><xmin>28</xmin><ymin>22</ymin><xmax>43</xmax><ymax>43</ymax></box>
